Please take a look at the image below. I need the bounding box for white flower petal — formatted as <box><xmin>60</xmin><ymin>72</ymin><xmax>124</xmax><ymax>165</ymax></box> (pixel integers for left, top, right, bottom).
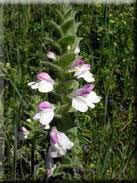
<box><xmin>86</xmin><ymin>101</ymin><xmax>95</xmax><ymax>108</ymax></box>
<box><xmin>28</xmin><ymin>82</ymin><xmax>39</xmax><ymax>89</ymax></box>
<box><xmin>87</xmin><ymin>91</ymin><xmax>101</xmax><ymax>103</ymax></box>
<box><xmin>33</xmin><ymin>113</ymin><xmax>40</xmax><ymax>120</ymax></box>
<box><xmin>47</xmin><ymin>52</ymin><xmax>56</xmax><ymax>60</ymax></box>
<box><xmin>31</xmin><ymin>83</ymin><xmax>39</xmax><ymax>89</ymax></box>
<box><xmin>24</xmin><ymin>134</ymin><xmax>28</xmax><ymax>139</ymax></box>
<box><xmin>78</xmin><ymin>71</ymin><xmax>95</xmax><ymax>82</ymax></box>
<box><xmin>57</xmin><ymin>132</ymin><xmax>74</xmax><ymax>150</ymax></box>
<box><xmin>48</xmin><ymin>145</ymin><xmax>59</xmax><ymax>158</ymax></box>
<box><xmin>74</xmin><ymin>66</ymin><xmax>90</xmax><ymax>77</ymax></box>
<box><xmin>72</xmin><ymin>96</ymin><xmax>88</xmax><ymax>112</ymax></box>
<box><xmin>40</xmin><ymin>109</ymin><xmax>54</xmax><ymax>125</ymax></box>
<box><xmin>26</xmin><ymin>118</ymin><xmax>31</xmax><ymax>122</ymax></box>
<box><xmin>58</xmin><ymin>147</ymin><xmax>66</xmax><ymax>156</ymax></box>
<box><xmin>54</xmin><ymin>143</ymin><xmax>66</xmax><ymax>156</ymax></box>
<box><xmin>68</xmin><ymin>68</ymin><xmax>77</xmax><ymax>73</ymax></box>
<box><xmin>74</xmin><ymin>70</ymin><xmax>83</xmax><ymax>77</ymax></box>
<box><xmin>74</xmin><ymin>47</ymin><xmax>80</xmax><ymax>54</ymax></box>
<box><xmin>49</xmin><ymin>142</ymin><xmax>66</xmax><ymax>158</ymax></box>
<box><xmin>38</xmin><ymin>80</ymin><xmax>53</xmax><ymax>93</ymax></box>
<box><xmin>45</xmin><ymin>124</ymin><xmax>50</xmax><ymax>129</ymax></box>
<box><xmin>28</xmin><ymin>82</ymin><xmax>35</xmax><ymax>86</ymax></box>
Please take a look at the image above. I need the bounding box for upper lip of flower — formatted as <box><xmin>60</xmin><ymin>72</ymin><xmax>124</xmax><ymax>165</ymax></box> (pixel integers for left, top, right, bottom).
<box><xmin>72</xmin><ymin>59</ymin><xmax>85</xmax><ymax>67</ymax></box>
<box><xmin>47</xmin><ymin>51</ymin><xmax>56</xmax><ymax>60</ymax></box>
<box><xmin>38</xmin><ymin>101</ymin><xmax>54</xmax><ymax>111</ymax></box>
<box><xmin>36</xmin><ymin>72</ymin><xmax>55</xmax><ymax>84</ymax></box>
<box><xmin>18</xmin><ymin>127</ymin><xmax>28</xmax><ymax>133</ymax></box>
<box><xmin>72</xmin><ymin>84</ymin><xmax>94</xmax><ymax>97</ymax></box>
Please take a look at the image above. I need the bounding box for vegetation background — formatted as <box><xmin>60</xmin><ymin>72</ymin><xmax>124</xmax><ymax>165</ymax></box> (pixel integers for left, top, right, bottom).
<box><xmin>2</xmin><ymin>3</ymin><xmax>136</xmax><ymax>180</ymax></box>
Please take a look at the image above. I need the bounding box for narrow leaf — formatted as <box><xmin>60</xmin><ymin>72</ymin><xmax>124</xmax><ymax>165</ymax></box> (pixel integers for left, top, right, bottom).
<box><xmin>61</xmin><ymin>19</ymin><xmax>74</xmax><ymax>34</ymax></box>
<box><xmin>50</xmin><ymin>21</ymin><xmax>64</xmax><ymax>38</ymax></box>
<box><xmin>55</xmin><ymin>9</ymin><xmax>64</xmax><ymax>24</ymax></box>
<box><xmin>43</xmin><ymin>61</ymin><xmax>64</xmax><ymax>78</ymax></box>
<box><xmin>44</xmin><ymin>37</ymin><xmax>62</xmax><ymax>54</ymax></box>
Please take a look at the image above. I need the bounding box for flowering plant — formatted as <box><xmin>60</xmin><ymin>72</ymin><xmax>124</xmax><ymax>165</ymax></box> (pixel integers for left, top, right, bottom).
<box><xmin>17</xmin><ymin>5</ymin><xmax>101</xmax><ymax>179</ymax></box>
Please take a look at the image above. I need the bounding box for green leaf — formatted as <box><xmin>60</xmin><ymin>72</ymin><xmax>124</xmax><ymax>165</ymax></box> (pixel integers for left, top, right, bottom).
<box><xmin>55</xmin><ymin>104</ymin><xmax>75</xmax><ymax>132</ymax></box>
<box><xmin>61</xmin><ymin>113</ymin><xmax>75</xmax><ymax>131</ymax></box>
<box><xmin>74</xmin><ymin>22</ymin><xmax>82</xmax><ymax>34</ymax></box>
<box><xmin>63</xmin><ymin>6</ymin><xmax>72</xmax><ymax>17</ymax></box>
<box><xmin>73</xmin><ymin>37</ymin><xmax>83</xmax><ymax>50</ymax></box>
<box><xmin>44</xmin><ymin>37</ymin><xmax>62</xmax><ymax>54</ymax></box>
<box><xmin>50</xmin><ymin>21</ymin><xmax>64</xmax><ymax>38</ymax></box>
<box><xmin>58</xmin><ymin>35</ymin><xmax>75</xmax><ymax>46</ymax></box>
<box><xmin>64</xmin><ymin>9</ymin><xmax>77</xmax><ymax>20</ymax></box>
<box><xmin>0</xmin><ymin>93</ymin><xmax>3</xmax><ymax>116</ymax></box>
<box><xmin>59</xmin><ymin>53</ymin><xmax>76</xmax><ymax>68</ymax></box>
<box><xmin>61</xmin><ymin>19</ymin><xmax>74</xmax><ymax>34</ymax></box>
<box><xmin>63</xmin><ymin>79</ymin><xmax>79</xmax><ymax>90</ymax></box>
<box><xmin>58</xmin><ymin>35</ymin><xmax>75</xmax><ymax>52</ymax></box>
<box><xmin>43</xmin><ymin>61</ymin><xmax>64</xmax><ymax>78</ymax></box>
<box><xmin>54</xmin><ymin>9</ymin><xmax>64</xmax><ymax>24</ymax></box>
<box><xmin>63</xmin><ymin>156</ymin><xmax>73</xmax><ymax>165</ymax></box>
<box><xmin>71</xmin><ymin>10</ymin><xmax>77</xmax><ymax>19</ymax></box>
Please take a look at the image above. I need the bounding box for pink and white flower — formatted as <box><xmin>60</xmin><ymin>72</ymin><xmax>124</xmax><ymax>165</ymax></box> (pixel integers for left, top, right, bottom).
<box><xmin>46</xmin><ymin>155</ymin><xmax>56</xmax><ymax>178</ymax></box>
<box><xmin>69</xmin><ymin>59</ymin><xmax>95</xmax><ymax>82</ymax></box>
<box><xmin>47</xmin><ymin>51</ymin><xmax>56</xmax><ymax>60</ymax></box>
<box><xmin>48</xmin><ymin>127</ymin><xmax>74</xmax><ymax>158</ymax></box>
<box><xmin>28</xmin><ymin>72</ymin><xmax>55</xmax><ymax>93</ymax></box>
<box><xmin>33</xmin><ymin>101</ymin><xmax>55</xmax><ymax>129</ymax></box>
<box><xmin>72</xmin><ymin>84</ymin><xmax>101</xmax><ymax>112</ymax></box>
<box><xmin>17</xmin><ymin>127</ymin><xmax>29</xmax><ymax>141</ymax></box>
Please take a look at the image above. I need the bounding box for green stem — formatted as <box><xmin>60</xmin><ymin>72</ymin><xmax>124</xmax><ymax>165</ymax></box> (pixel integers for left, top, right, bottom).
<box><xmin>13</xmin><ymin>116</ymin><xmax>17</xmax><ymax>179</ymax></box>
<box><xmin>31</xmin><ymin>141</ymin><xmax>35</xmax><ymax>179</ymax></box>
<box><xmin>104</xmin><ymin>67</ymin><xmax>115</xmax><ymax>123</ymax></box>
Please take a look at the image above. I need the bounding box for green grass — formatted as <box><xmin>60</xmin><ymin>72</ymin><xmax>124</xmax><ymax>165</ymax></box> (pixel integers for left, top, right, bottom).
<box><xmin>2</xmin><ymin>3</ymin><xmax>136</xmax><ymax>180</ymax></box>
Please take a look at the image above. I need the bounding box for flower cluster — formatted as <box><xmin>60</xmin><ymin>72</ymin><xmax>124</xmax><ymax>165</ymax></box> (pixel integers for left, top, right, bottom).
<box><xmin>18</xmin><ymin>46</ymin><xmax>101</xmax><ymax>178</ymax></box>
<box><xmin>69</xmin><ymin>57</ymin><xmax>101</xmax><ymax>112</ymax></box>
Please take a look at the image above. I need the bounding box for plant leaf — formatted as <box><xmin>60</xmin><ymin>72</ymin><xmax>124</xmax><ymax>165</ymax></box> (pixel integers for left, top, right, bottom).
<box><xmin>61</xmin><ymin>19</ymin><xmax>74</xmax><ymax>34</ymax></box>
<box><xmin>59</xmin><ymin>52</ymin><xmax>76</xmax><ymax>68</ymax></box>
<box><xmin>50</xmin><ymin>21</ymin><xmax>64</xmax><ymax>38</ymax></box>
<box><xmin>58</xmin><ymin>35</ymin><xmax>75</xmax><ymax>53</ymax></box>
<box><xmin>44</xmin><ymin>37</ymin><xmax>62</xmax><ymax>54</ymax></box>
